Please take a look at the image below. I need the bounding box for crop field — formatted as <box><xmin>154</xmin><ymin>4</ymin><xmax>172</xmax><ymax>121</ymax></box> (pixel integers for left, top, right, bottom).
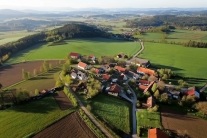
<box><xmin>136</xmin><ymin>110</ymin><xmax>161</xmax><ymax>128</ymax></box>
<box><xmin>34</xmin><ymin>112</ymin><xmax>97</xmax><ymax>138</ymax></box>
<box><xmin>139</xmin><ymin>42</ymin><xmax>207</xmax><ymax>79</ymax></box>
<box><xmin>7</xmin><ymin>38</ymin><xmax>140</xmax><ymax>64</ymax></box>
<box><xmin>161</xmin><ymin>105</ymin><xmax>207</xmax><ymax>138</ymax></box>
<box><xmin>91</xmin><ymin>94</ymin><xmax>131</xmax><ymax>135</ymax></box>
<box><xmin>0</xmin><ymin>30</ymin><xmax>35</xmax><ymax>45</ymax></box>
<box><xmin>0</xmin><ymin>96</ymin><xmax>73</xmax><ymax>138</ymax></box>
<box><xmin>0</xmin><ymin>60</ymin><xmax>61</xmax><ymax>89</ymax></box>
<box><xmin>135</xmin><ymin>29</ymin><xmax>207</xmax><ymax>43</ymax></box>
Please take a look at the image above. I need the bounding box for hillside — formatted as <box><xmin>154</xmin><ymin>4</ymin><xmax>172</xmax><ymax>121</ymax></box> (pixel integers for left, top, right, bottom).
<box><xmin>0</xmin><ymin>23</ymin><xmax>109</xmax><ymax>64</ymax></box>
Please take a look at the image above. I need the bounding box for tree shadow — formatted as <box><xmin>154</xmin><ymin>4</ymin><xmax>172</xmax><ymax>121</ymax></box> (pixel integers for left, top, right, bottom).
<box><xmin>151</xmin><ymin>63</ymin><xmax>184</xmax><ymax>72</ymax></box>
<box><xmin>10</xmin><ymin>96</ymin><xmax>58</xmax><ymax>114</ymax></box>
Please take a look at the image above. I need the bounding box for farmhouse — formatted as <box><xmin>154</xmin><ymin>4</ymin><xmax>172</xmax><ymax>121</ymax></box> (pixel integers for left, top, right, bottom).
<box><xmin>137</xmin><ymin>67</ymin><xmax>155</xmax><ymax>76</ymax></box>
<box><xmin>108</xmin><ymin>84</ymin><xmax>121</xmax><ymax>96</ymax></box>
<box><xmin>144</xmin><ymin>81</ymin><xmax>155</xmax><ymax>93</ymax></box>
<box><xmin>127</xmin><ymin>57</ymin><xmax>150</xmax><ymax>67</ymax></box>
<box><xmin>69</xmin><ymin>52</ymin><xmax>80</xmax><ymax>59</ymax></box>
<box><xmin>114</xmin><ymin>66</ymin><xmax>127</xmax><ymax>73</ymax></box>
<box><xmin>77</xmin><ymin>71</ymin><xmax>87</xmax><ymax>80</ymax></box>
<box><xmin>78</xmin><ymin>62</ymin><xmax>88</xmax><ymax>70</ymax></box>
<box><xmin>186</xmin><ymin>87</ymin><xmax>200</xmax><ymax>99</ymax></box>
<box><xmin>148</xmin><ymin>128</ymin><xmax>169</xmax><ymax>138</ymax></box>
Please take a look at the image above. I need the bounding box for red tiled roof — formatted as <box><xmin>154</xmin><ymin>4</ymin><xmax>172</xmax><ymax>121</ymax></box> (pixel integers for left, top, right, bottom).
<box><xmin>139</xmin><ymin>85</ymin><xmax>148</xmax><ymax>91</ymax></box>
<box><xmin>89</xmin><ymin>55</ymin><xmax>94</xmax><ymax>58</ymax></box>
<box><xmin>69</xmin><ymin>52</ymin><xmax>80</xmax><ymax>57</ymax></box>
<box><xmin>78</xmin><ymin>62</ymin><xmax>87</xmax><ymax>68</ymax></box>
<box><xmin>93</xmin><ymin>68</ymin><xmax>99</xmax><ymax>74</ymax></box>
<box><xmin>102</xmin><ymin>74</ymin><xmax>110</xmax><ymax>80</ymax></box>
<box><xmin>187</xmin><ymin>87</ymin><xmax>195</xmax><ymax>96</ymax></box>
<box><xmin>115</xmin><ymin>66</ymin><xmax>126</xmax><ymax>72</ymax></box>
<box><xmin>144</xmin><ymin>81</ymin><xmax>155</xmax><ymax>93</ymax></box>
<box><xmin>109</xmin><ymin>84</ymin><xmax>121</xmax><ymax>93</ymax></box>
<box><xmin>148</xmin><ymin>128</ymin><xmax>169</xmax><ymax>138</ymax></box>
<box><xmin>137</xmin><ymin>67</ymin><xmax>155</xmax><ymax>76</ymax></box>
<box><xmin>139</xmin><ymin>79</ymin><xmax>150</xmax><ymax>85</ymax></box>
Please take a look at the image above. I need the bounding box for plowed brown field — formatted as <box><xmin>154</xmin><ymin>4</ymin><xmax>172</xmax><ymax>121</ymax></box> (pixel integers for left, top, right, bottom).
<box><xmin>0</xmin><ymin>60</ymin><xmax>61</xmax><ymax>88</ymax></box>
<box><xmin>53</xmin><ymin>91</ymin><xmax>73</xmax><ymax>110</ymax></box>
<box><xmin>161</xmin><ymin>107</ymin><xmax>207</xmax><ymax>138</ymax></box>
<box><xmin>34</xmin><ymin>112</ymin><xmax>97</xmax><ymax>138</ymax></box>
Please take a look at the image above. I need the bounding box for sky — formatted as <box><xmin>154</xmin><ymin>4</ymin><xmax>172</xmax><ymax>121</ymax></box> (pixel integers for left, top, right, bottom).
<box><xmin>0</xmin><ymin>0</ymin><xmax>207</xmax><ymax>10</ymax></box>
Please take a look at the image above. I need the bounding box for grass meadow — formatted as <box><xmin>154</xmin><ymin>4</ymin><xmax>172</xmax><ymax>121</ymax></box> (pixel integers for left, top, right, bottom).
<box><xmin>7</xmin><ymin>38</ymin><xmax>140</xmax><ymax>64</ymax></box>
<box><xmin>8</xmin><ymin>67</ymin><xmax>61</xmax><ymax>96</ymax></box>
<box><xmin>0</xmin><ymin>96</ymin><xmax>73</xmax><ymax>138</ymax></box>
<box><xmin>0</xmin><ymin>30</ymin><xmax>35</xmax><ymax>45</ymax></box>
<box><xmin>91</xmin><ymin>93</ymin><xmax>131</xmax><ymax>135</ymax></box>
<box><xmin>139</xmin><ymin>42</ymin><xmax>207</xmax><ymax>79</ymax></box>
<box><xmin>135</xmin><ymin>29</ymin><xmax>207</xmax><ymax>43</ymax></box>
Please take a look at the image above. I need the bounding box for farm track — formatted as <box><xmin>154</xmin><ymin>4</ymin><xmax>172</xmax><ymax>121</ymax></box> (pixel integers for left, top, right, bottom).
<box><xmin>34</xmin><ymin>112</ymin><xmax>97</xmax><ymax>138</ymax></box>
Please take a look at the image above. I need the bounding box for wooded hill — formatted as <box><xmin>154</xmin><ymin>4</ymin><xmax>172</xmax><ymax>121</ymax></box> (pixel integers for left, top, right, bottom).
<box><xmin>127</xmin><ymin>15</ymin><xmax>207</xmax><ymax>30</ymax></box>
<box><xmin>0</xmin><ymin>22</ymin><xmax>109</xmax><ymax>64</ymax></box>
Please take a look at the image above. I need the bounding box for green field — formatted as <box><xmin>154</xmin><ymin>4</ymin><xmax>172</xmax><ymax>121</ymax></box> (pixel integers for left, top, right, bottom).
<box><xmin>135</xmin><ymin>29</ymin><xmax>207</xmax><ymax>43</ymax></box>
<box><xmin>8</xmin><ymin>67</ymin><xmax>61</xmax><ymax>96</ymax></box>
<box><xmin>139</xmin><ymin>42</ymin><xmax>207</xmax><ymax>79</ymax></box>
<box><xmin>0</xmin><ymin>30</ymin><xmax>35</xmax><ymax>45</ymax></box>
<box><xmin>0</xmin><ymin>97</ymin><xmax>73</xmax><ymax>138</ymax></box>
<box><xmin>91</xmin><ymin>94</ymin><xmax>131</xmax><ymax>134</ymax></box>
<box><xmin>137</xmin><ymin>110</ymin><xmax>161</xmax><ymax>128</ymax></box>
<box><xmin>7</xmin><ymin>38</ymin><xmax>140</xmax><ymax>64</ymax></box>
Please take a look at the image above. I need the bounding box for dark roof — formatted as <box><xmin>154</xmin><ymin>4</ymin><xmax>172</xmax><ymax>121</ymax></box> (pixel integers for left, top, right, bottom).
<box><xmin>109</xmin><ymin>84</ymin><xmax>121</xmax><ymax>93</ymax></box>
<box><xmin>69</xmin><ymin>52</ymin><xmax>80</xmax><ymax>57</ymax></box>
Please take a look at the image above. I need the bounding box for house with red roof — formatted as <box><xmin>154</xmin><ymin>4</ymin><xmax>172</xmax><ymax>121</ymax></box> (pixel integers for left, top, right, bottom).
<box><xmin>186</xmin><ymin>87</ymin><xmax>200</xmax><ymax>99</ymax></box>
<box><xmin>137</xmin><ymin>67</ymin><xmax>155</xmax><ymax>76</ymax></box>
<box><xmin>148</xmin><ymin>128</ymin><xmax>169</xmax><ymax>138</ymax></box>
<box><xmin>89</xmin><ymin>55</ymin><xmax>96</xmax><ymax>61</ymax></box>
<box><xmin>147</xmin><ymin>96</ymin><xmax>156</xmax><ymax>108</ymax></box>
<box><xmin>114</xmin><ymin>66</ymin><xmax>127</xmax><ymax>73</ymax></box>
<box><xmin>102</xmin><ymin>74</ymin><xmax>111</xmax><ymax>81</ymax></box>
<box><xmin>77</xmin><ymin>62</ymin><xmax>88</xmax><ymax>70</ymax></box>
<box><xmin>108</xmin><ymin>84</ymin><xmax>121</xmax><ymax>96</ymax></box>
<box><xmin>69</xmin><ymin>52</ymin><xmax>80</xmax><ymax>59</ymax></box>
<box><xmin>144</xmin><ymin>81</ymin><xmax>155</xmax><ymax>93</ymax></box>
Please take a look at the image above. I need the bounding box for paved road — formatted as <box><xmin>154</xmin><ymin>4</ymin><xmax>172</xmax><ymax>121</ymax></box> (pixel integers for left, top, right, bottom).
<box><xmin>68</xmin><ymin>88</ymin><xmax>114</xmax><ymax>138</ymax></box>
<box><xmin>132</xmin><ymin>40</ymin><xmax>145</xmax><ymax>58</ymax></box>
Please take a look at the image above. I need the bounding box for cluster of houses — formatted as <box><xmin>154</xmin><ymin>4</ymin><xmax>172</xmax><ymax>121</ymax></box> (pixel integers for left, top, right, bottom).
<box><xmin>69</xmin><ymin>52</ymin><xmax>205</xmax><ymax>106</ymax></box>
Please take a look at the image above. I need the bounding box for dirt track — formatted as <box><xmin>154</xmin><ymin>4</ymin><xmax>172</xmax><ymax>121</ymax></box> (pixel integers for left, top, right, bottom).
<box><xmin>161</xmin><ymin>107</ymin><xmax>207</xmax><ymax>138</ymax></box>
<box><xmin>34</xmin><ymin>112</ymin><xmax>97</xmax><ymax>138</ymax></box>
<box><xmin>53</xmin><ymin>91</ymin><xmax>73</xmax><ymax>110</ymax></box>
<box><xmin>0</xmin><ymin>60</ymin><xmax>61</xmax><ymax>88</ymax></box>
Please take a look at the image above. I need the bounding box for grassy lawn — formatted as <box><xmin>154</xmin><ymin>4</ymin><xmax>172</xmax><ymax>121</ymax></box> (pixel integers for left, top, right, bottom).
<box><xmin>139</xmin><ymin>42</ymin><xmax>207</xmax><ymax>79</ymax></box>
<box><xmin>137</xmin><ymin>109</ymin><xmax>161</xmax><ymax>128</ymax></box>
<box><xmin>7</xmin><ymin>38</ymin><xmax>140</xmax><ymax>64</ymax></box>
<box><xmin>8</xmin><ymin>67</ymin><xmax>61</xmax><ymax>96</ymax></box>
<box><xmin>0</xmin><ymin>30</ymin><xmax>36</xmax><ymax>45</ymax></box>
<box><xmin>90</xmin><ymin>93</ymin><xmax>131</xmax><ymax>135</ymax></box>
<box><xmin>135</xmin><ymin>29</ymin><xmax>207</xmax><ymax>43</ymax></box>
<box><xmin>0</xmin><ymin>96</ymin><xmax>73</xmax><ymax>138</ymax></box>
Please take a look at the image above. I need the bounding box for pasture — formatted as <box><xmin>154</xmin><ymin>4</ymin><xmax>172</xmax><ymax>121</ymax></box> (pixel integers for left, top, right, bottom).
<box><xmin>0</xmin><ymin>30</ymin><xmax>35</xmax><ymax>45</ymax></box>
<box><xmin>139</xmin><ymin>42</ymin><xmax>207</xmax><ymax>79</ymax></box>
<box><xmin>136</xmin><ymin>29</ymin><xmax>207</xmax><ymax>43</ymax></box>
<box><xmin>7</xmin><ymin>38</ymin><xmax>140</xmax><ymax>64</ymax></box>
<box><xmin>91</xmin><ymin>94</ymin><xmax>131</xmax><ymax>135</ymax></box>
<box><xmin>0</xmin><ymin>96</ymin><xmax>73</xmax><ymax>138</ymax></box>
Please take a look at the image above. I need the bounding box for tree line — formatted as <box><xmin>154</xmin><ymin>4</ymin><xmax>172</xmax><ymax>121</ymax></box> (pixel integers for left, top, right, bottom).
<box><xmin>126</xmin><ymin>15</ymin><xmax>207</xmax><ymax>30</ymax></box>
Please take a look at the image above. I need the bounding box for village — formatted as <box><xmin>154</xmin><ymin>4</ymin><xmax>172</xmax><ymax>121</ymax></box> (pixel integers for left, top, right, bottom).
<box><xmin>60</xmin><ymin>51</ymin><xmax>207</xmax><ymax>138</ymax></box>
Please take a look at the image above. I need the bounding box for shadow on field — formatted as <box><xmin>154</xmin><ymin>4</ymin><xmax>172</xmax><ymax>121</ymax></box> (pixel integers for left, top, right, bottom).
<box><xmin>11</xmin><ymin>97</ymin><xmax>57</xmax><ymax>113</ymax></box>
<box><xmin>151</xmin><ymin>63</ymin><xmax>184</xmax><ymax>71</ymax></box>
<box><xmin>70</xmin><ymin>38</ymin><xmax>128</xmax><ymax>43</ymax></box>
